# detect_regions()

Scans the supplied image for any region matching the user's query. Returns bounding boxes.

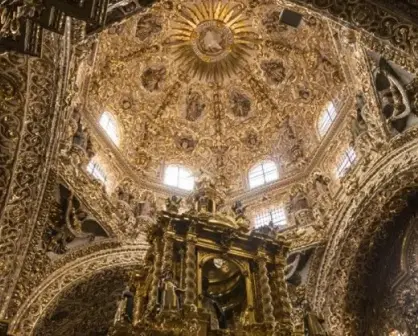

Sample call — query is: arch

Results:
[163,164,194,190]
[312,137,418,335]
[352,201,418,335]
[99,111,120,145]
[9,244,148,335]
[33,267,131,335]
[248,160,278,189]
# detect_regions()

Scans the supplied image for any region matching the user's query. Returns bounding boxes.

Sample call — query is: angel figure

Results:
[165,195,182,213]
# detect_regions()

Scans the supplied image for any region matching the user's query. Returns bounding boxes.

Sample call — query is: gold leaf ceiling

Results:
[166,0,260,81]
[88,0,347,192]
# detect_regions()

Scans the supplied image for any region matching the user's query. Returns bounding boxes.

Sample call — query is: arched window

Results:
[254,207,287,229]
[163,164,194,191]
[248,160,278,189]
[99,112,119,145]
[87,160,107,184]
[317,101,337,137]
[336,147,356,178]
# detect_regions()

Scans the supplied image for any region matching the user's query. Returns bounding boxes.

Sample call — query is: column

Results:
[273,242,293,335]
[183,228,197,306]
[161,230,175,276]
[256,249,275,325]
[146,238,162,312]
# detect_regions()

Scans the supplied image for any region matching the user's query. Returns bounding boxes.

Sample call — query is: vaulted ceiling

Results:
[87,0,348,192]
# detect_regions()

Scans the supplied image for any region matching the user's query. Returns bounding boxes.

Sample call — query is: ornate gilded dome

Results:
[88,0,347,193]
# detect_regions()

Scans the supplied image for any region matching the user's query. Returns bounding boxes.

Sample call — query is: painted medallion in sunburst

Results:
[166,0,260,81]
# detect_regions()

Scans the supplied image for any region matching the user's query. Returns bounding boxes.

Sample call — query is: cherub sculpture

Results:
[231,200,250,232]
[165,195,182,213]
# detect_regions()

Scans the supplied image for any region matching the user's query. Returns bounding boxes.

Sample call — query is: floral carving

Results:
[261,60,286,85]
[0,31,63,316]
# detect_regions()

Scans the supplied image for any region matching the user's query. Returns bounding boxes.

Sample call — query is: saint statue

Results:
[202,277,226,330]
[114,285,135,324]
[159,271,183,312]
[72,118,86,149]
[351,93,368,140]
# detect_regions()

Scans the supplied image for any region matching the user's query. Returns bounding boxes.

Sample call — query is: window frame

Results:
[248,160,279,189]
[87,160,107,184]
[254,207,288,229]
[317,101,337,138]
[163,164,194,191]
[336,146,356,178]
[99,111,119,145]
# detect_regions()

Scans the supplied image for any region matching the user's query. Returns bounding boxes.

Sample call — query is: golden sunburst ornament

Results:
[166,0,260,81]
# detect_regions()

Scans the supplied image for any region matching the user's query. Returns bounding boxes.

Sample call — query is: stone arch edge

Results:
[9,244,148,335]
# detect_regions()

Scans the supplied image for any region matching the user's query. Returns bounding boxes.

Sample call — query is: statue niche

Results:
[42,183,108,256]
[61,109,95,166]
[287,185,314,227]
[201,258,246,331]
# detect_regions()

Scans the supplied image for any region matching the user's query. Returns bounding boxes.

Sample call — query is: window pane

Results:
[347,147,356,162]
[178,176,194,190]
[99,112,119,145]
[248,165,264,179]
[178,167,191,178]
[87,160,107,184]
[164,165,194,190]
[270,208,287,227]
[164,165,179,187]
[249,160,278,189]
[336,147,356,178]
[318,101,337,137]
[254,207,287,229]
[249,175,265,189]
[254,211,272,228]
[264,168,278,183]
[327,102,337,121]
